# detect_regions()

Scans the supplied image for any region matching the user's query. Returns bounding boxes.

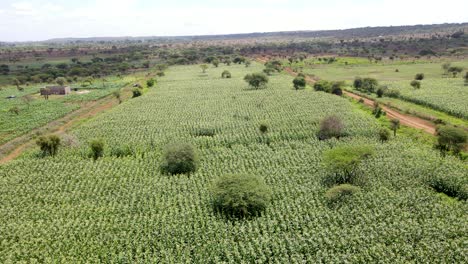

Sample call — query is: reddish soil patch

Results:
[343,91,436,135]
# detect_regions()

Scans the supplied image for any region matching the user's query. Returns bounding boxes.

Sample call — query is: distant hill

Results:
[40,23,467,44]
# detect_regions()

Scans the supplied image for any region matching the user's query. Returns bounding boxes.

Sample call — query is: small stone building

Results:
[40,86,71,96]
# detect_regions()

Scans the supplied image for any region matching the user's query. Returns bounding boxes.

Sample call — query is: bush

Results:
[146,78,156,87]
[221,70,231,78]
[109,145,133,157]
[385,89,400,98]
[293,76,306,90]
[161,143,198,174]
[244,73,268,89]
[376,87,385,98]
[89,139,104,160]
[322,145,374,186]
[428,175,467,200]
[410,80,421,89]
[415,73,424,80]
[211,174,272,218]
[132,88,142,98]
[325,184,361,205]
[259,123,268,134]
[317,115,345,140]
[314,80,331,92]
[36,135,61,156]
[378,128,391,142]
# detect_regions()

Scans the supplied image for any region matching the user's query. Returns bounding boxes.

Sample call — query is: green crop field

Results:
[0,63,466,262]
[0,77,130,145]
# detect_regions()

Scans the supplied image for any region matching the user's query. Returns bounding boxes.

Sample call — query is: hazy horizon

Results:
[1,0,467,42]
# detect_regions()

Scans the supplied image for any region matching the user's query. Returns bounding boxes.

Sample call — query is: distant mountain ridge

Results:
[36,22,468,43]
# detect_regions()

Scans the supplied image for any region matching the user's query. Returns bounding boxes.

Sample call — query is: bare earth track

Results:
[280,65,437,135]
[0,93,126,165]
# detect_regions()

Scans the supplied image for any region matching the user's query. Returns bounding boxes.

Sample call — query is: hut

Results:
[40,86,71,96]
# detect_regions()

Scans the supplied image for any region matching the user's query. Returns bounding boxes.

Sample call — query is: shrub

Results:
[376,87,385,98]
[89,139,105,160]
[161,143,198,174]
[293,76,306,90]
[378,128,391,142]
[322,145,374,186]
[353,77,363,89]
[428,175,467,200]
[221,70,231,79]
[146,78,156,87]
[314,80,331,92]
[325,184,361,205]
[110,145,133,157]
[36,135,61,156]
[410,80,421,89]
[385,89,400,98]
[132,88,142,98]
[259,123,268,134]
[211,174,272,218]
[317,115,345,140]
[244,73,268,89]
[415,73,424,80]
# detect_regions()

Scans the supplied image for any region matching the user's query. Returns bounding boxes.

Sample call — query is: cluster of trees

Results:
[313,80,344,96]
[442,63,464,78]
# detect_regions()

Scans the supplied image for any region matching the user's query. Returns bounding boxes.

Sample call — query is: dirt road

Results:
[280,66,437,135]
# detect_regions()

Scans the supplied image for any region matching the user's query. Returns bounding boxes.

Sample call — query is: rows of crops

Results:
[383,78,468,119]
[0,78,129,145]
[0,63,466,262]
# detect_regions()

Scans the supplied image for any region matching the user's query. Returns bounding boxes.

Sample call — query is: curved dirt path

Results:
[280,66,437,135]
[343,91,436,134]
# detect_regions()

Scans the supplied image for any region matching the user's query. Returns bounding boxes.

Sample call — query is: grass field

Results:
[0,63,466,262]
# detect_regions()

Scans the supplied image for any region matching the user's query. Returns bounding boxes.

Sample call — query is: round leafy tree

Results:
[211,174,272,218]
[244,73,268,89]
[161,143,199,174]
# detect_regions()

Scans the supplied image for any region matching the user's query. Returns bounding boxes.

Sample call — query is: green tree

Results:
[378,128,391,142]
[435,126,467,155]
[293,76,306,90]
[313,80,331,92]
[464,72,468,86]
[212,59,220,68]
[200,64,208,73]
[245,60,251,67]
[161,143,199,175]
[244,73,269,89]
[36,135,61,156]
[323,145,374,186]
[211,174,272,218]
[13,78,22,91]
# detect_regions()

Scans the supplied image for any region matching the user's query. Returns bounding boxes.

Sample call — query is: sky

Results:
[0,0,467,42]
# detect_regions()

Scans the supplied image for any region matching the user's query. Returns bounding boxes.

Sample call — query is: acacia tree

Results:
[200,64,208,73]
[435,126,467,156]
[244,73,269,89]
